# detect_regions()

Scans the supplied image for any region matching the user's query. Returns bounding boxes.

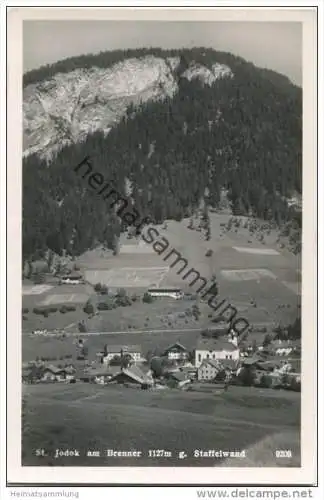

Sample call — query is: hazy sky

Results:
[23,21,302,85]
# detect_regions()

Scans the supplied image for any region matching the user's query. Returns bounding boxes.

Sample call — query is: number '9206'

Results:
[275,450,292,458]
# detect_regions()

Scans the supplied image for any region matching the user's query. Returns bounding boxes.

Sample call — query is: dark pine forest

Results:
[23,48,302,263]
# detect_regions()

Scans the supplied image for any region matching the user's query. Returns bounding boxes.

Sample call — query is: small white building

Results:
[161,342,188,361]
[100,345,143,364]
[147,288,184,299]
[272,340,301,357]
[195,338,240,368]
[275,346,293,356]
[59,274,84,285]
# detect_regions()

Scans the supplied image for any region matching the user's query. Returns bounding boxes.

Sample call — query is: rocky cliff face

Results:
[23,55,233,160]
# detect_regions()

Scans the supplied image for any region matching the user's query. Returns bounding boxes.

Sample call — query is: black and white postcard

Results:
[5,5,319,487]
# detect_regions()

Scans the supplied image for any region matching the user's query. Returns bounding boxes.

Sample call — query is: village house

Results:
[63,365,76,380]
[59,273,84,285]
[265,369,300,389]
[241,356,270,369]
[195,338,240,368]
[179,363,197,380]
[197,358,238,381]
[32,329,48,335]
[287,372,301,384]
[198,359,220,381]
[166,371,191,388]
[110,364,154,388]
[77,362,120,384]
[274,344,293,356]
[41,365,75,382]
[272,359,301,381]
[161,342,189,361]
[99,345,143,364]
[272,339,301,357]
[89,366,112,385]
[41,365,61,382]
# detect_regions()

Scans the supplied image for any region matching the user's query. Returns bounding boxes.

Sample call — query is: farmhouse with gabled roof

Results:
[161,341,189,360]
[195,337,240,368]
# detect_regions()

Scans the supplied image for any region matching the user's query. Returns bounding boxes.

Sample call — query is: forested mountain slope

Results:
[23,48,302,262]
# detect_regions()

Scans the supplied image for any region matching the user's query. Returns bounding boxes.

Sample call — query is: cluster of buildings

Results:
[22,357,154,388]
[22,331,301,391]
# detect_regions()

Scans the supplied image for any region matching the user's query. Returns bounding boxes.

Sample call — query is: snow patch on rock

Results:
[182,61,233,85]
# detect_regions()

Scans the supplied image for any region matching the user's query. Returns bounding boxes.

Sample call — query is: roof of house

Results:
[256,361,279,371]
[162,365,181,374]
[199,359,222,370]
[219,358,239,370]
[44,364,65,374]
[115,365,150,384]
[130,364,150,379]
[199,358,237,370]
[242,357,263,366]
[162,342,188,355]
[196,338,239,352]
[179,363,196,372]
[64,365,76,374]
[258,349,271,357]
[169,371,191,382]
